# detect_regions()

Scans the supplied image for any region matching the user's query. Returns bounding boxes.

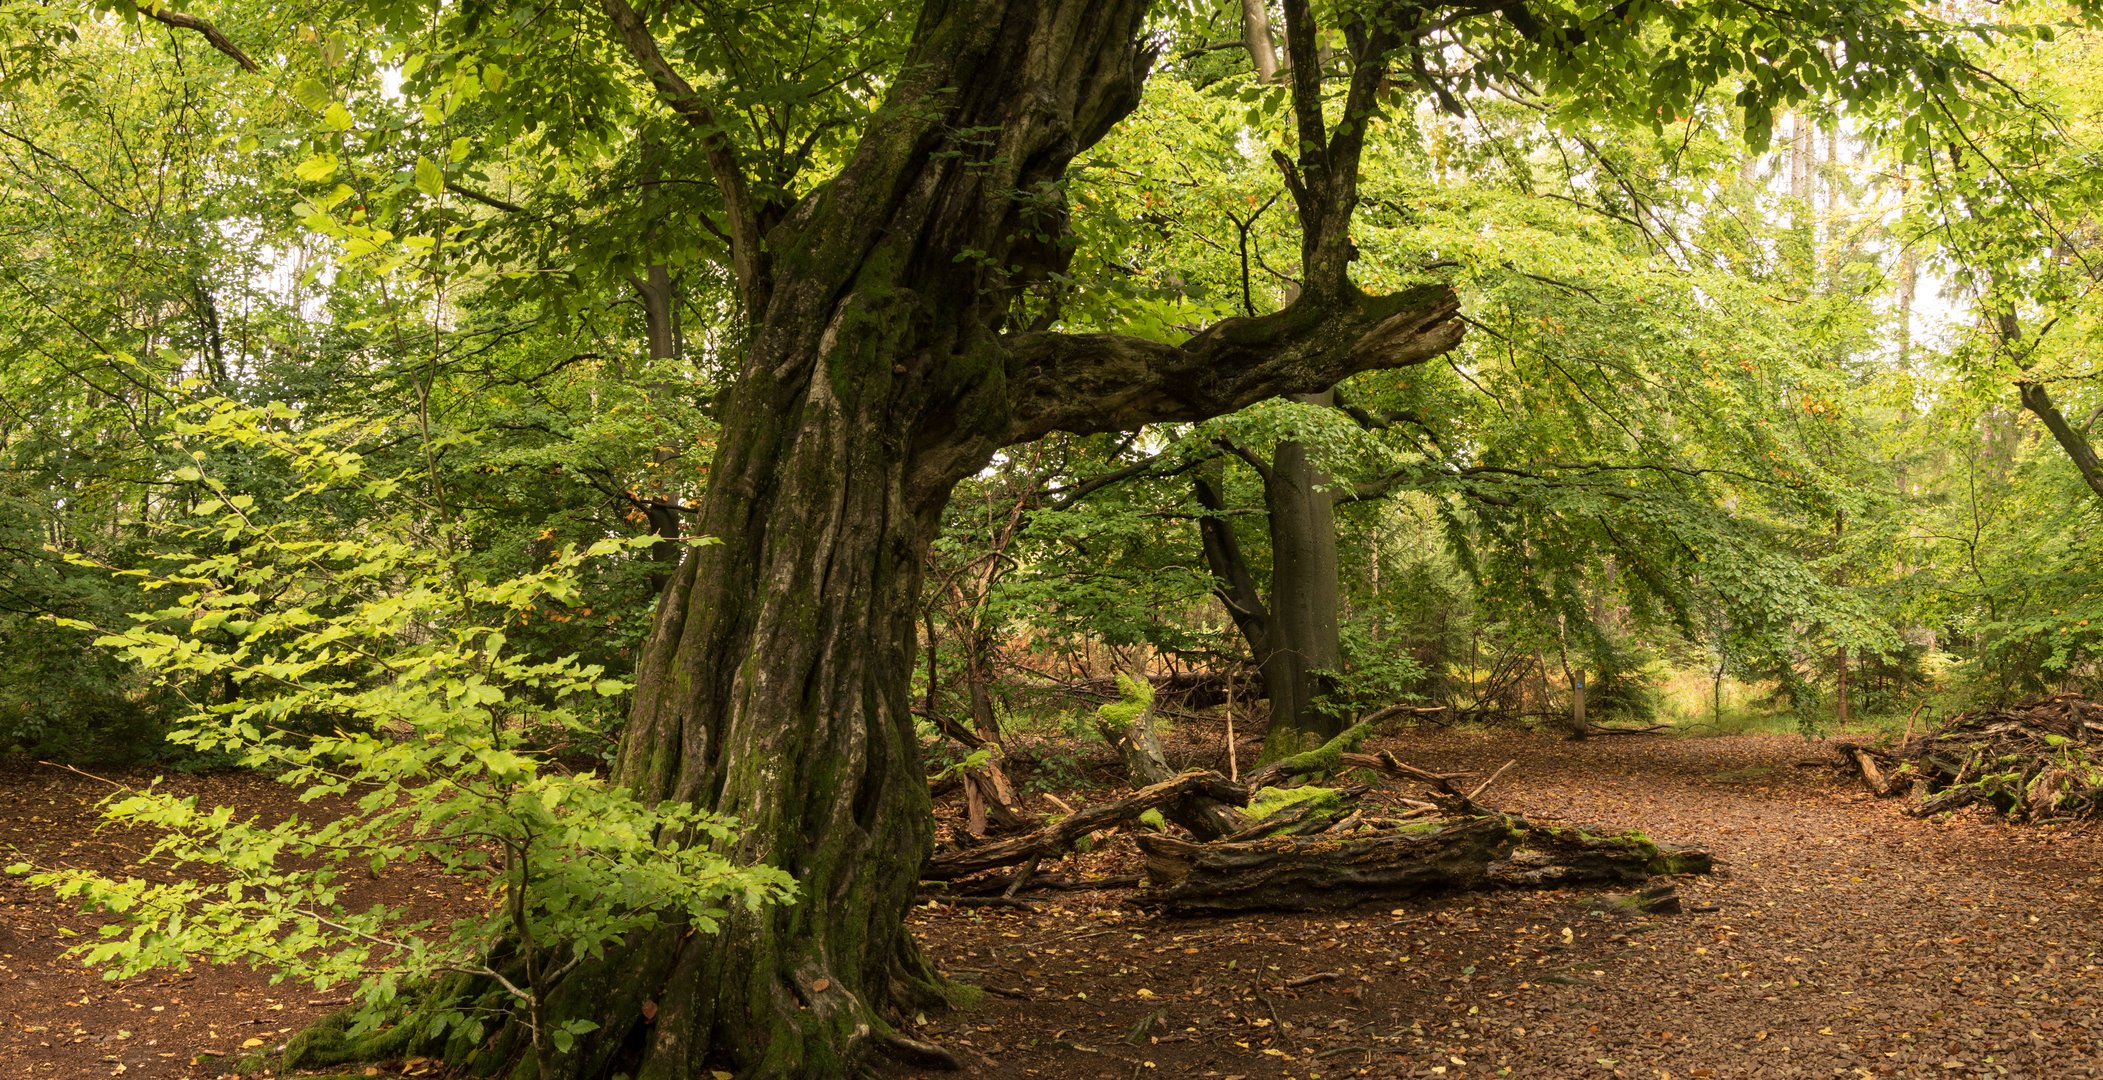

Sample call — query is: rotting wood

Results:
[924,770,1249,880]
[1094,692,1242,840]
[1134,813,1709,915]
[1837,693,2103,823]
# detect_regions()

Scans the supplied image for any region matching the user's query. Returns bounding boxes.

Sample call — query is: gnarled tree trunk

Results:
[316,3,1461,1076]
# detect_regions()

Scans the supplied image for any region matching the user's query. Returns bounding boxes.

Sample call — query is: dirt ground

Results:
[0,761,477,1080]
[894,730,2103,1080]
[7,732,2103,1079]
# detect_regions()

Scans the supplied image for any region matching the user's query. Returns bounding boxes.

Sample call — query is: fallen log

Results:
[1244,721,1379,789]
[1134,813,1709,915]
[1833,742,1898,796]
[1486,822,1711,888]
[1136,816,1517,915]
[938,872,1142,896]
[924,770,1249,880]
[1224,784,1373,842]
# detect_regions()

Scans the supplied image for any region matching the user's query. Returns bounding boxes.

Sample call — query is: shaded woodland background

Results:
[4,3,2099,766]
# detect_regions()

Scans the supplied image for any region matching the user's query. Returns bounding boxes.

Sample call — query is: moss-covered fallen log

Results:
[1134,813,1709,915]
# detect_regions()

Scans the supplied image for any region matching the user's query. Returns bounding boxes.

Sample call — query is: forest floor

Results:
[895,729,2103,1080]
[6,731,2103,1079]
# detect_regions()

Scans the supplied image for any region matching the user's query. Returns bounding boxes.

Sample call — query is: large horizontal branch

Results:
[999,283,1462,447]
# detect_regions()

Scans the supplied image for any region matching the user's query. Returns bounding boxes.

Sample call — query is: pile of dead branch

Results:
[1837,693,2103,823]
[922,681,1710,915]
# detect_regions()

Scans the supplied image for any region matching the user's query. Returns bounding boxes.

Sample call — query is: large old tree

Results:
[134,0,2007,1073]
[588,5,1461,1074]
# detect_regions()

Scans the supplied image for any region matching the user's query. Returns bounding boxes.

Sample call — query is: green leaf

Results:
[291,77,331,111]
[294,154,340,183]
[414,156,444,197]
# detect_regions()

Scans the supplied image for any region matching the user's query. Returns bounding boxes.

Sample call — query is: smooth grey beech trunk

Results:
[1194,392,1352,758]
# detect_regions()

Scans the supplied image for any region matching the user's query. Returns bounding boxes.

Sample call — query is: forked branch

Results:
[596,0,766,312]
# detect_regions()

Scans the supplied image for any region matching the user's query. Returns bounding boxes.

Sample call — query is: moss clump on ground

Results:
[278,1005,419,1069]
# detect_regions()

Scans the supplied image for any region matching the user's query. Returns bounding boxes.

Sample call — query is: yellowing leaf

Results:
[294,155,339,183]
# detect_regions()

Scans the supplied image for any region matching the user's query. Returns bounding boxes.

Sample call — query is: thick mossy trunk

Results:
[392,3,1153,1078]
[287,2,1469,1074]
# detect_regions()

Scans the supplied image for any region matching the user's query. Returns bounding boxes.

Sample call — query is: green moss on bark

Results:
[1256,720,1373,775]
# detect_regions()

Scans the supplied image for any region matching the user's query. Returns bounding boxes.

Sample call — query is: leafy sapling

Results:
[9,398,794,1074]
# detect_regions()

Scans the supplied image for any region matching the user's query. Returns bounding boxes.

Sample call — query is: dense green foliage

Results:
[8,402,793,1069]
[3,0,2103,1070]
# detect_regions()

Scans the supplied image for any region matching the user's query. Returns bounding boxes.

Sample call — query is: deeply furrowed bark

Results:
[297,3,1462,1077]
[589,7,1162,1074]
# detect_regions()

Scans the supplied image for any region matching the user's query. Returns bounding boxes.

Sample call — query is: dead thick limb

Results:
[147,8,259,72]
[1094,699,1244,840]
[1243,720,1378,788]
[1835,742,1898,796]
[923,770,1249,880]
